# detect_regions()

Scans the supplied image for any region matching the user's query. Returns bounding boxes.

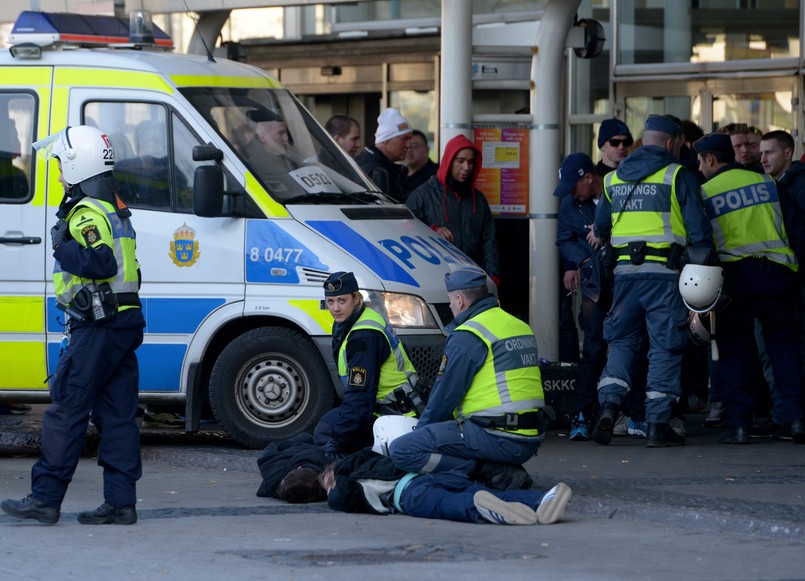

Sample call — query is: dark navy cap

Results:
[644,114,681,136]
[598,118,632,148]
[324,271,359,296]
[693,133,734,155]
[246,108,283,123]
[553,152,595,198]
[445,266,487,292]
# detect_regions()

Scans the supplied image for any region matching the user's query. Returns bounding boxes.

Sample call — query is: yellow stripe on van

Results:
[289,299,333,334]
[0,67,51,86]
[0,343,48,390]
[0,297,44,332]
[54,69,174,94]
[245,173,289,218]
[170,75,282,89]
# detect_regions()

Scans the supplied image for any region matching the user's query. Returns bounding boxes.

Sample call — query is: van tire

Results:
[208,326,334,449]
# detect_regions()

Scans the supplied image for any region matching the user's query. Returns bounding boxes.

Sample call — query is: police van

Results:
[0,11,479,448]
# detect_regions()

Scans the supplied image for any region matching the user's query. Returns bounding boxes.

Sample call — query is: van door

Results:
[0,71,50,391]
[69,90,247,395]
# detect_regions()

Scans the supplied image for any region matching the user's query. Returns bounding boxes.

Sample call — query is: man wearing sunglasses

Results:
[597,118,634,177]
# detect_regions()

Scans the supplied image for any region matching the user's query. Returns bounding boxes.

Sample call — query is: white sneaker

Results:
[536,482,573,525]
[612,414,630,436]
[473,490,537,525]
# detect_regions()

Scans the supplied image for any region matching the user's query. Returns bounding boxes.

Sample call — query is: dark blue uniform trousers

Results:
[598,276,688,423]
[388,419,539,477]
[32,323,143,509]
[719,259,804,428]
[399,472,546,523]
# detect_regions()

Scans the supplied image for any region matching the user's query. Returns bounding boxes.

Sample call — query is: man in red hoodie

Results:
[405,134,500,283]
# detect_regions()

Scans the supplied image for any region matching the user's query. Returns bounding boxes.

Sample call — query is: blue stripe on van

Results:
[306,220,419,287]
[46,297,226,334]
[47,342,185,393]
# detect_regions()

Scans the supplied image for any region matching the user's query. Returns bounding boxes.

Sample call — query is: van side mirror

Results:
[193,144,223,162]
[193,165,224,217]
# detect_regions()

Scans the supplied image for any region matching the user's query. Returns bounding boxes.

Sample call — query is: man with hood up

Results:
[592,115,715,448]
[406,134,500,285]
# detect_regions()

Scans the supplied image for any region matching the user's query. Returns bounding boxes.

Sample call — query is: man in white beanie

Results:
[356,107,412,203]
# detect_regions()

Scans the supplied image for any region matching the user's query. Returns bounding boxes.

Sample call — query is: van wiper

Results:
[283,191,386,205]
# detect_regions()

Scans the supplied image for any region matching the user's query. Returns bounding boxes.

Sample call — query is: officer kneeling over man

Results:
[1,125,144,525]
[388,266,549,490]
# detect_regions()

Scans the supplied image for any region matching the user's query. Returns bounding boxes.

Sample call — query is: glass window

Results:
[180,86,387,205]
[334,0,546,25]
[618,0,799,65]
[0,93,35,203]
[713,91,792,133]
[624,95,701,139]
[84,101,217,213]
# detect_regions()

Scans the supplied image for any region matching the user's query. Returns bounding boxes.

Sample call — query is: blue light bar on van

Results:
[9,11,173,49]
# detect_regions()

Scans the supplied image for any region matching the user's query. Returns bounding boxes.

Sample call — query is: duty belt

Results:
[116,292,141,307]
[615,245,672,259]
[469,412,541,430]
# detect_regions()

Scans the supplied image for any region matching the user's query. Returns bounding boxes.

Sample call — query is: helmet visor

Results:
[32,128,69,160]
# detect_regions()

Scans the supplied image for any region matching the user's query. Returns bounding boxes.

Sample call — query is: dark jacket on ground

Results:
[327,449,407,514]
[256,433,330,497]
[405,135,500,277]
[356,146,407,203]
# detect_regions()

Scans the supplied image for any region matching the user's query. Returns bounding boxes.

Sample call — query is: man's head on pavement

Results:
[598,118,633,168]
[554,152,598,202]
[445,266,489,317]
[374,108,412,162]
[247,108,289,156]
[759,130,795,179]
[643,114,682,158]
[694,133,734,180]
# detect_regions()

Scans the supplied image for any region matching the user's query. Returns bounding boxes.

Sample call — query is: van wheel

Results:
[209,327,334,449]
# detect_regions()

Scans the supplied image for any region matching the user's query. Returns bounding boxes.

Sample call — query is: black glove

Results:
[50,220,70,249]
[321,439,349,460]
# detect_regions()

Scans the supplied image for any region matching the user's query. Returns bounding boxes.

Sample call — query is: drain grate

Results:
[224,543,542,567]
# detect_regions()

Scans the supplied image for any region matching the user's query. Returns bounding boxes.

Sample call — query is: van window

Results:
[181,86,391,205]
[0,93,35,203]
[84,101,244,213]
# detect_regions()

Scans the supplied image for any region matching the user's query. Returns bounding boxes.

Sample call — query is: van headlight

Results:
[363,290,439,329]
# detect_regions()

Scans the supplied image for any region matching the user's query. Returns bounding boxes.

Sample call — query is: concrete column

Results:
[188,10,230,57]
[529,0,581,360]
[440,0,473,155]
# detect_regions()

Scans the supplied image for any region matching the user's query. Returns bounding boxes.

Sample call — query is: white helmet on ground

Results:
[678,264,724,313]
[371,416,418,456]
[33,125,115,186]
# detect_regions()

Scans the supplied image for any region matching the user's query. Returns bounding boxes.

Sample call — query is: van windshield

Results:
[180,87,391,205]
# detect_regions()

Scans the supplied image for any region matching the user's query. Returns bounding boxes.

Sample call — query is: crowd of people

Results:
[556,115,805,448]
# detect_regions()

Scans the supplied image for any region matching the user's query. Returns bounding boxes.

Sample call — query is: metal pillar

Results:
[529,0,581,361]
[440,0,473,155]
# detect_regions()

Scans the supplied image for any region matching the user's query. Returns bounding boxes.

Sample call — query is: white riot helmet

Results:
[678,264,724,313]
[688,311,712,346]
[371,416,418,456]
[33,125,115,186]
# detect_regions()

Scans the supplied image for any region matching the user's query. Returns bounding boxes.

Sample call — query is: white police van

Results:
[0,11,479,448]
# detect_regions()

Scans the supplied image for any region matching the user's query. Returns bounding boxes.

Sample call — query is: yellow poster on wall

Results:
[473,126,530,216]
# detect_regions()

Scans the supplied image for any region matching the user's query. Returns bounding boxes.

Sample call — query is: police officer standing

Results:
[592,115,715,448]
[695,132,804,444]
[313,271,421,457]
[1,125,144,524]
[389,266,545,489]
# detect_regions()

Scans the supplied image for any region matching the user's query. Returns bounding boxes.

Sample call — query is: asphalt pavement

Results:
[2,404,803,541]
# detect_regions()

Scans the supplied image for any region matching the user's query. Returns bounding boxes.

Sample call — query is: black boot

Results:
[646,422,685,447]
[78,503,137,525]
[593,403,619,445]
[471,462,532,491]
[1,495,60,524]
